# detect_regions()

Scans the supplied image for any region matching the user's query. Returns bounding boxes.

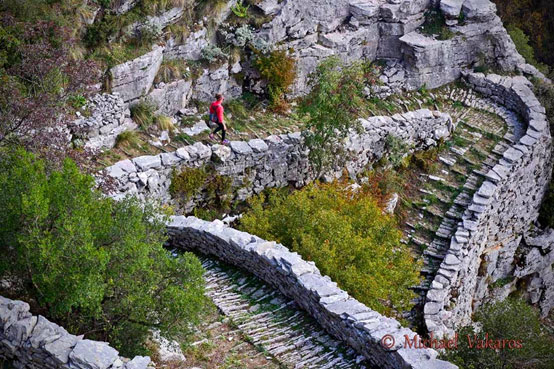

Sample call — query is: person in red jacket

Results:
[209,93,229,144]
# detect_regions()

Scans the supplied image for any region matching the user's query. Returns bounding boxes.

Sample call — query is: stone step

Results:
[200,257,367,369]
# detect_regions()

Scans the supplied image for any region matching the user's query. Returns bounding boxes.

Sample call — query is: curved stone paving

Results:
[198,256,371,369]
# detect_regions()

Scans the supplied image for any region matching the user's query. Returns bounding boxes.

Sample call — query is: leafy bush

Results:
[0,149,206,356]
[239,182,420,316]
[130,101,157,130]
[0,16,99,166]
[507,25,550,74]
[201,44,227,63]
[254,49,296,111]
[385,134,411,168]
[493,0,554,68]
[299,57,372,174]
[170,165,233,217]
[231,0,249,18]
[441,298,554,369]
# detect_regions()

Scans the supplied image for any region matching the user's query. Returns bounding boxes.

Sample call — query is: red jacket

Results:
[209,101,224,124]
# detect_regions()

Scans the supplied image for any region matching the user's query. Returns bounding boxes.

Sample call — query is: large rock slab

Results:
[110,45,164,103]
[69,340,119,369]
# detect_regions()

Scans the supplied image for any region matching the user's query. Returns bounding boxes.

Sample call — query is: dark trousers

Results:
[213,122,226,141]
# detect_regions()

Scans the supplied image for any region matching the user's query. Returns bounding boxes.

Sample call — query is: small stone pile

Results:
[0,296,152,369]
[72,93,136,150]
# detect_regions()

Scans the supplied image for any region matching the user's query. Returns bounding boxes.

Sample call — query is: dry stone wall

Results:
[424,72,553,337]
[0,296,152,369]
[71,93,136,150]
[167,216,458,369]
[105,109,454,206]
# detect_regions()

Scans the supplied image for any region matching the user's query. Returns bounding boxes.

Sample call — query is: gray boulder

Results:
[110,45,164,103]
[69,340,119,369]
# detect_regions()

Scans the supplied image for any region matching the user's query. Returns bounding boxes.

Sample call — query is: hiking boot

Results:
[222,139,230,145]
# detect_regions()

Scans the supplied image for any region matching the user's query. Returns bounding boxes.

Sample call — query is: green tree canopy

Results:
[299,57,378,175]
[239,181,420,317]
[0,148,206,356]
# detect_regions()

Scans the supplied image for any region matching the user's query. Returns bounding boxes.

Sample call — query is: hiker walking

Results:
[209,93,229,144]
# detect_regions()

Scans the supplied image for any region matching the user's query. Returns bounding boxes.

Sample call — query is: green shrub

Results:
[507,25,550,75]
[239,181,421,316]
[300,57,370,174]
[441,298,554,369]
[170,166,233,218]
[385,134,411,168]
[231,0,249,18]
[68,94,87,109]
[130,101,157,130]
[253,49,296,112]
[0,148,206,357]
[170,167,209,201]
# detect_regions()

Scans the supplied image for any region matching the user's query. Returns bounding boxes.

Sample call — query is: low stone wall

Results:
[105,109,454,206]
[424,72,553,337]
[167,216,457,369]
[0,296,151,369]
[71,93,136,150]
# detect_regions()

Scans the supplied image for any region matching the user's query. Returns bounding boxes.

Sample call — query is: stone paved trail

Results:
[381,86,524,327]
[199,256,371,369]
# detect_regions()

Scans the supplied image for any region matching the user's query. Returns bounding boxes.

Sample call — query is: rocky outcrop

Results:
[105,109,453,209]
[424,72,553,337]
[514,229,554,316]
[146,79,193,116]
[71,93,136,150]
[400,0,525,89]
[0,296,152,369]
[252,0,532,96]
[110,45,164,104]
[164,28,209,61]
[111,0,139,15]
[192,62,243,102]
[167,216,457,369]
[127,7,184,36]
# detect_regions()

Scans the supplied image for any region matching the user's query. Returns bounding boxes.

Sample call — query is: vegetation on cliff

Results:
[0,149,207,356]
[300,57,380,175]
[493,0,554,73]
[441,298,554,369]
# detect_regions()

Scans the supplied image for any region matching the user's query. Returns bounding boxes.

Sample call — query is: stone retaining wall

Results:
[105,109,454,207]
[167,216,458,369]
[424,72,553,337]
[71,93,136,150]
[0,296,151,369]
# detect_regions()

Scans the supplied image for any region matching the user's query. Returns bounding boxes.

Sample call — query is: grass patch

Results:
[131,101,157,130]
[115,130,141,149]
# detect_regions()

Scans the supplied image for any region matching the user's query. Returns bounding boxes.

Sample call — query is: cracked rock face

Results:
[110,45,164,103]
